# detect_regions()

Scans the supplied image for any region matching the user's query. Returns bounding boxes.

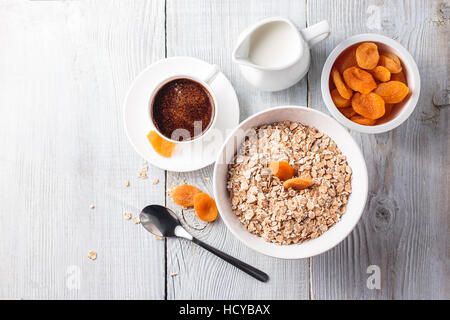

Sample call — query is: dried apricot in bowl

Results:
[171,184,201,207]
[194,193,218,222]
[147,130,176,158]
[378,103,394,121]
[384,103,394,116]
[283,177,313,191]
[374,81,409,103]
[343,67,377,94]
[356,42,379,70]
[336,46,358,74]
[378,53,402,74]
[391,70,407,84]
[370,66,391,82]
[350,115,376,126]
[269,161,294,181]
[351,92,385,120]
[340,107,356,118]
[331,89,351,108]
[331,67,353,99]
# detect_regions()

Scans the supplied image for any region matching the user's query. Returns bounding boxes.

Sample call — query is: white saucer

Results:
[123,57,240,172]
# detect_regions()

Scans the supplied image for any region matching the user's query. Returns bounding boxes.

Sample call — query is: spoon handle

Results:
[191,237,269,282]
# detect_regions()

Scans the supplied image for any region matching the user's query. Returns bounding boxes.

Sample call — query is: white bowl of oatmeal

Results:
[213,106,368,259]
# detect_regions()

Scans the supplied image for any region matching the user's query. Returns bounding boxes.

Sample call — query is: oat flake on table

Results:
[227,121,352,245]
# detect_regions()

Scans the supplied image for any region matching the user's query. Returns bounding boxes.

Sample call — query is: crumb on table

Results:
[88,250,97,260]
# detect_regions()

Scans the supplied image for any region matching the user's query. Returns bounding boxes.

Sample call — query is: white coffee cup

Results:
[148,64,220,143]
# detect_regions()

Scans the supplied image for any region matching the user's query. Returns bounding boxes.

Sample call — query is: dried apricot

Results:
[350,115,376,126]
[269,161,294,181]
[391,70,407,84]
[171,184,201,207]
[370,66,391,82]
[336,46,358,74]
[351,92,385,120]
[374,81,409,103]
[147,130,176,158]
[340,107,356,119]
[378,104,394,121]
[356,42,379,70]
[283,177,313,190]
[378,53,402,74]
[331,89,351,108]
[384,103,394,116]
[331,67,353,100]
[194,193,218,222]
[343,67,377,94]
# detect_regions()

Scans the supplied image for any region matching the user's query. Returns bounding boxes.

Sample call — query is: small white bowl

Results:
[321,34,420,134]
[213,106,368,259]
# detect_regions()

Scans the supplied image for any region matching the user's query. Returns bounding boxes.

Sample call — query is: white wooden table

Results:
[0,0,448,300]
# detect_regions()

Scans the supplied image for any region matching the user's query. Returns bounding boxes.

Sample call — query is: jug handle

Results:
[301,20,330,48]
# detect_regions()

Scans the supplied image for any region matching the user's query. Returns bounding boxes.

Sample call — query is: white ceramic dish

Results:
[123,57,240,172]
[321,33,420,134]
[213,106,368,259]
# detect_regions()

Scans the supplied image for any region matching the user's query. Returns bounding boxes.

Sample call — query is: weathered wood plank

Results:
[0,0,166,299]
[165,0,310,299]
[307,0,449,299]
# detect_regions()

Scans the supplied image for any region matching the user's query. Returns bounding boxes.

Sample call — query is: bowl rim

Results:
[213,105,368,259]
[321,33,421,134]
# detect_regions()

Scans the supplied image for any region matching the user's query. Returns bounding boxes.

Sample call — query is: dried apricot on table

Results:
[194,193,218,222]
[370,66,391,82]
[350,115,376,126]
[331,89,351,108]
[269,161,294,181]
[147,130,176,158]
[331,67,353,100]
[171,184,201,207]
[356,42,379,70]
[283,177,313,191]
[374,81,409,103]
[343,66,377,94]
[351,92,385,120]
[378,53,402,74]
[340,107,356,118]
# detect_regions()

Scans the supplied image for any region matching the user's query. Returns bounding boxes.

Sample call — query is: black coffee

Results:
[151,78,214,141]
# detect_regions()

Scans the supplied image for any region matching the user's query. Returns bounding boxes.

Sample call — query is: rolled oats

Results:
[88,250,97,260]
[132,216,141,224]
[227,122,352,245]
[123,212,132,220]
[137,164,148,179]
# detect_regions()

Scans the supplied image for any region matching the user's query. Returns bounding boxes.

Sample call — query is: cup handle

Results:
[203,64,220,85]
[300,20,330,48]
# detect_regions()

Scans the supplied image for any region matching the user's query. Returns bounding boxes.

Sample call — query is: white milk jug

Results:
[232,17,330,92]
